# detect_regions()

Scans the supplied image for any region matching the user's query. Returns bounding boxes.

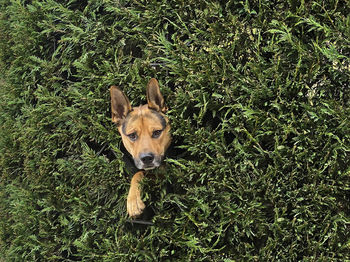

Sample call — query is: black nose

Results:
[140,153,155,165]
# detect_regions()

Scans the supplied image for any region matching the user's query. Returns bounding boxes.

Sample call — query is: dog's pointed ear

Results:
[146,78,167,113]
[110,86,132,125]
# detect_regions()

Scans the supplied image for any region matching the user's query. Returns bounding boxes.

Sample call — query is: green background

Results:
[0,0,349,261]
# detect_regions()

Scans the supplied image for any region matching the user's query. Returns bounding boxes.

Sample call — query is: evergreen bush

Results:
[1,0,349,261]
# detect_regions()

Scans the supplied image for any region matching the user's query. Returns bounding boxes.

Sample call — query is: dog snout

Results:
[140,153,155,165]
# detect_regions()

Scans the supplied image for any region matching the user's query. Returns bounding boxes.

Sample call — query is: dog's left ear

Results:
[147,78,167,113]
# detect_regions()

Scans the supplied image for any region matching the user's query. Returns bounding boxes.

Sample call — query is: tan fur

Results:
[127,171,145,217]
[110,79,171,217]
[118,105,171,163]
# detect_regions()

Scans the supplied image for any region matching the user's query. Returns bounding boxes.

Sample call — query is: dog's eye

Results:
[127,132,137,141]
[152,130,162,138]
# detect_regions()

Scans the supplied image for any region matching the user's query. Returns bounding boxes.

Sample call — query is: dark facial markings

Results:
[121,109,167,141]
[152,129,163,138]
[148,109,167,130]
[121,113,132,136]
[127,132,138,141]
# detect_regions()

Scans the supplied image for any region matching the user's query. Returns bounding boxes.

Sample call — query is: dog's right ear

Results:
[110,86,132,125]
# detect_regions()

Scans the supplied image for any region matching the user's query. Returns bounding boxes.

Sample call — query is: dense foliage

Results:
[1,0,349,261]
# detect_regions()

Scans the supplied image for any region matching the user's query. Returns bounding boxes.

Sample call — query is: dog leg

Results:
[127,171,146,217]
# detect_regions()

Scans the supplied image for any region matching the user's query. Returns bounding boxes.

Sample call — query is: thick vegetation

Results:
[0,0,349,261]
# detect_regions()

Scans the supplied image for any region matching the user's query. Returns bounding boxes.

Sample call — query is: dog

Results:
[110,78,171,217]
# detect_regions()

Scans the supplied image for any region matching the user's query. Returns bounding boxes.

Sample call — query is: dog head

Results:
[110,78,171,170]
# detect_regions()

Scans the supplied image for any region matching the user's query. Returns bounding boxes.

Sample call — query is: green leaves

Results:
[1,0,349,261]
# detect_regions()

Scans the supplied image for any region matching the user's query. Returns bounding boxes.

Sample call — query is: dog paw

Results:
[127,188,146,217]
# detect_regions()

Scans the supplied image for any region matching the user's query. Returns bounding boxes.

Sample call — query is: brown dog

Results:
[110,78,171,217]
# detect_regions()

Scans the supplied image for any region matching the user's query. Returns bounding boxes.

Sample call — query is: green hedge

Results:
[1,0,349,261]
